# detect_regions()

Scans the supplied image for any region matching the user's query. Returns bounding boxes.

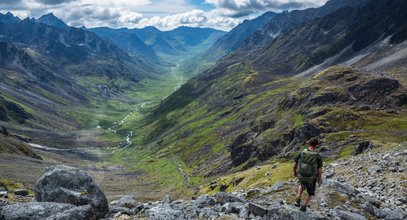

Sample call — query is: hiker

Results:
[293,137,323,212]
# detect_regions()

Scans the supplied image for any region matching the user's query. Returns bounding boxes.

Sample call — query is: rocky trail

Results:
[1,144,406,219]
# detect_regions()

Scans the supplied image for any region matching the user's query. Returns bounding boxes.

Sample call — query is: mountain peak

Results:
[0,12,21,24]
[38,13,68,29]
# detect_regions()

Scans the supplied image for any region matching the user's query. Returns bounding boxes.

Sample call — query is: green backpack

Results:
[298,149,319,179]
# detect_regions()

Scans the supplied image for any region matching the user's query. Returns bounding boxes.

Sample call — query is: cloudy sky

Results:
[0,0,328,31]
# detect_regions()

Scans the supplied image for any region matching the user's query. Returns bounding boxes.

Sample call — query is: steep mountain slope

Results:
[0,15,159,147]
[206,12,277,60]
[184,0,370,78]
[239,0,370,51]
[114,0,407,194]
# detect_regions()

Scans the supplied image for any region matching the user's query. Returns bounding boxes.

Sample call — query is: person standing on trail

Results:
[293,137,323,212]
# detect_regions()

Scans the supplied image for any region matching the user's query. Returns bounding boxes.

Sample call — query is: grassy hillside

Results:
[109,65,407,199]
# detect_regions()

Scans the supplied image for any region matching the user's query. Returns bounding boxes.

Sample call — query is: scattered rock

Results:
[248,202,267,217]
[13,189,29,196]
[109,206,139,216]
[148,204,195,220]
[377,208,406,220]
[222,202,244,214]
[215,192,245,205]
[334,209,367,220]
[270,181,285,191]
[114,195,138,209]
[34,165,108,219]
[113,212,132,220]
[0,191,7,198]
[193,195,216,208]
[197,207,219,218]
[230,176,244,186]
[324,180,359,195]
[163,195,172,204]
[0,199,9,207]
[219,184,228,192]
[354,141,375,155]
[325,171,335,179]
[267,206,309,220]
[209,182,217,190]
[389,167,397,172]
[0,202,95,220]
[368,165,382,174]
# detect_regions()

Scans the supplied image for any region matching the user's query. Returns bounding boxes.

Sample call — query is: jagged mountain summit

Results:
[37,13,69,29]
[0,12,20,24]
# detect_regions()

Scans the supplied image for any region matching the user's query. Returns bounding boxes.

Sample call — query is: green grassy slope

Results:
[110,65,407,199]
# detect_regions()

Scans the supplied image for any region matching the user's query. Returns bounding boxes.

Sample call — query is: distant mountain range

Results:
[88,26,225,61]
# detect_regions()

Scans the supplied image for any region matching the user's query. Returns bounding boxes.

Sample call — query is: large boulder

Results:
[34,165,108,218]
[0,202,95,220]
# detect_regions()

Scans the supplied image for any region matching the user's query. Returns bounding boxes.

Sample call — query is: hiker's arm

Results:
[293,163,298,177]
[317,168,322,186]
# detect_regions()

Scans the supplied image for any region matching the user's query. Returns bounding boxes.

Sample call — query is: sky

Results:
[0,0,328,31]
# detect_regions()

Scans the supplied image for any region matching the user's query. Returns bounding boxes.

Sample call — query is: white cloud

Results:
[0,0,328,31]
[205,0,327,16]
[135,9,242,31]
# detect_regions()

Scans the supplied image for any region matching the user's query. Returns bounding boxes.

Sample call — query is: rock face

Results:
[34,165,108,218]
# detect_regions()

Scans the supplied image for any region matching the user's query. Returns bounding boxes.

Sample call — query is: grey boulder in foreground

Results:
[0,165,108,220]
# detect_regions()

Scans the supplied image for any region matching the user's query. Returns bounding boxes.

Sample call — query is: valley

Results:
[1,0,407,219]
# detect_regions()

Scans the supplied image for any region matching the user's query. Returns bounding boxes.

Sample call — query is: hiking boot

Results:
[300,205,307,212]
[294,198,301,207]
